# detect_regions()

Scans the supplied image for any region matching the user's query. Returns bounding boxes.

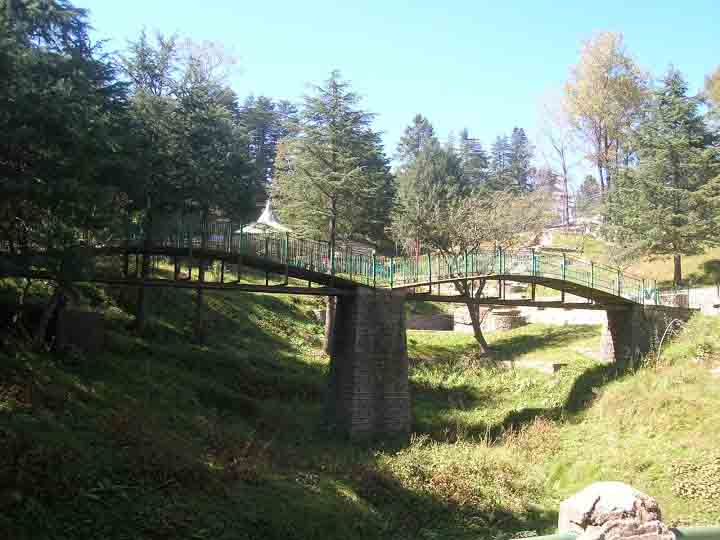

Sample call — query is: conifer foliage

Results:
[605,70,720,285]
[271,71,393,250]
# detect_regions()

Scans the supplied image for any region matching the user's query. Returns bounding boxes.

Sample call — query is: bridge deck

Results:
[1,225,663,308]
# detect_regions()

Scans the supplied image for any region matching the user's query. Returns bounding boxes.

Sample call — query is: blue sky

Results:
[77,0,718,185]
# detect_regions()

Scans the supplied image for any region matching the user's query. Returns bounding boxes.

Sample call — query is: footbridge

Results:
[1,224,695,435]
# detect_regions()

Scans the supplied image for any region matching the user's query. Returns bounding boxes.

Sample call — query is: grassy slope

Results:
[543,315,720,526]
[550,232,720,286]
[1,276,719,539]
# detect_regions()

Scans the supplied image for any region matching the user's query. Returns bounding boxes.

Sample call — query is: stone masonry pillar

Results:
[325,288,410,436]
[601,307,642,364]
[601,305,694,364]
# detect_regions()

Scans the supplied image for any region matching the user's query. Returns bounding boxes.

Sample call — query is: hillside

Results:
[549,232,720,287]
[1,279,719,539]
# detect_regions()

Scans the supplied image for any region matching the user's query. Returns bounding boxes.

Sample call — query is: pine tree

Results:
[488,135,511,191]
[605,69,720,285]
[396,113,437,166]
[576,175,601,216]
[0,0,129,341]
[507,127,535,192]
[457,129,490,188]
[271,70,391,249]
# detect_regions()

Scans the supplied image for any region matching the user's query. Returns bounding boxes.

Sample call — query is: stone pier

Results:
[601,305,695,363]
[325,288,410,436]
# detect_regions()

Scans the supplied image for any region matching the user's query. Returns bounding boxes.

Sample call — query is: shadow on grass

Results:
[414,355,638,444]
[409,323,640,445]
[488,325,600,361]
[1,280,559,539]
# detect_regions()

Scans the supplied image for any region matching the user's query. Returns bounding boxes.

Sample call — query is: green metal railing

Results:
[122,223,661,304]
[531,528,720,540]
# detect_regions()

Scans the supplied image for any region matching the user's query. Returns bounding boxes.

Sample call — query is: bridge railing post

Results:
[372,252,376,288]
[284,232,290,285]
[428,253,432,293]
[617,269,622,297]
[390,256,394,288]
[532,248,537,277]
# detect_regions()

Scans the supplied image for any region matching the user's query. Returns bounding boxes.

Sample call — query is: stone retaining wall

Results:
[406,312,454,331]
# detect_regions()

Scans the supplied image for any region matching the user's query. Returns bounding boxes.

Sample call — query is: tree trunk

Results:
[453,279,491,355]
[673,254,682,287]
[323,296,336,356]
[561,156,570,227]
[134,203,153,334]
[33,288,61,347]
[466,301,491,354]
[323,207,337,355]
[193,210,209,343]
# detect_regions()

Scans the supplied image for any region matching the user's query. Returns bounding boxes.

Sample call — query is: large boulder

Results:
[559,482,674,540]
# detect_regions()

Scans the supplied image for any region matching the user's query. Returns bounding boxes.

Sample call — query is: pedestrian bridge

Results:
[1,225,695,436]
[116,222,664,309]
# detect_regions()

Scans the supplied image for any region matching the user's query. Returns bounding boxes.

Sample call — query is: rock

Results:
[711,367,720,378]
[559,482,674,540]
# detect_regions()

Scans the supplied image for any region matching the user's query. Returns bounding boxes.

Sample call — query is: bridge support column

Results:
[601,306,648,364]
[601,305,694,364]
[326,288,410,436]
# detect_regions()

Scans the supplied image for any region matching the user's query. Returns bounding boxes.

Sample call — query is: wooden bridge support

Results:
[325,288,410,436]
[601,305,694,364]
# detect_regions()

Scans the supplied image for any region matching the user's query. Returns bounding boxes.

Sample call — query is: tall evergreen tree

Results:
[605,69,720,285]
[272,71,391,249]
[576,174,601,216]
[457,129,490,188]
[488,135,512,191]
[396,113,436,166]
[507,127,535,192]
[240,96,298,188]
[0,0,129,341]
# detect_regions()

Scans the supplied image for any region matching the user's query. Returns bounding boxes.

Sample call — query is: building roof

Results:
[235,199,292,234]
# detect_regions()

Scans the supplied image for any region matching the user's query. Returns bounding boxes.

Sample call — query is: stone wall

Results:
[326,289,410,435]
[406,312,454,331]
[521,306,607,326]
[453,306,526,333]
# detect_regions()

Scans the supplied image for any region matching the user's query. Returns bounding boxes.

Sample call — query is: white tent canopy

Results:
[236,199,292,234]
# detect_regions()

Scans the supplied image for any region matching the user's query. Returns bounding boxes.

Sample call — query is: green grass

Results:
[408,325,601,439]
[2,274,719,539]
[627,247,720,286]
[549,233,611,263]
[549,232,720,287]
[543,315,720,526]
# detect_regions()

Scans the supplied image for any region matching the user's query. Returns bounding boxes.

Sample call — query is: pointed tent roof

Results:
[236,199,292,234]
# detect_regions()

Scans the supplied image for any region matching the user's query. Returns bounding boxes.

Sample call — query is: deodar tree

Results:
[604,69,720,286]
[0,0,129,344]
[272,70,392,351]
[272,71,391,247]
[120,33,255,336]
